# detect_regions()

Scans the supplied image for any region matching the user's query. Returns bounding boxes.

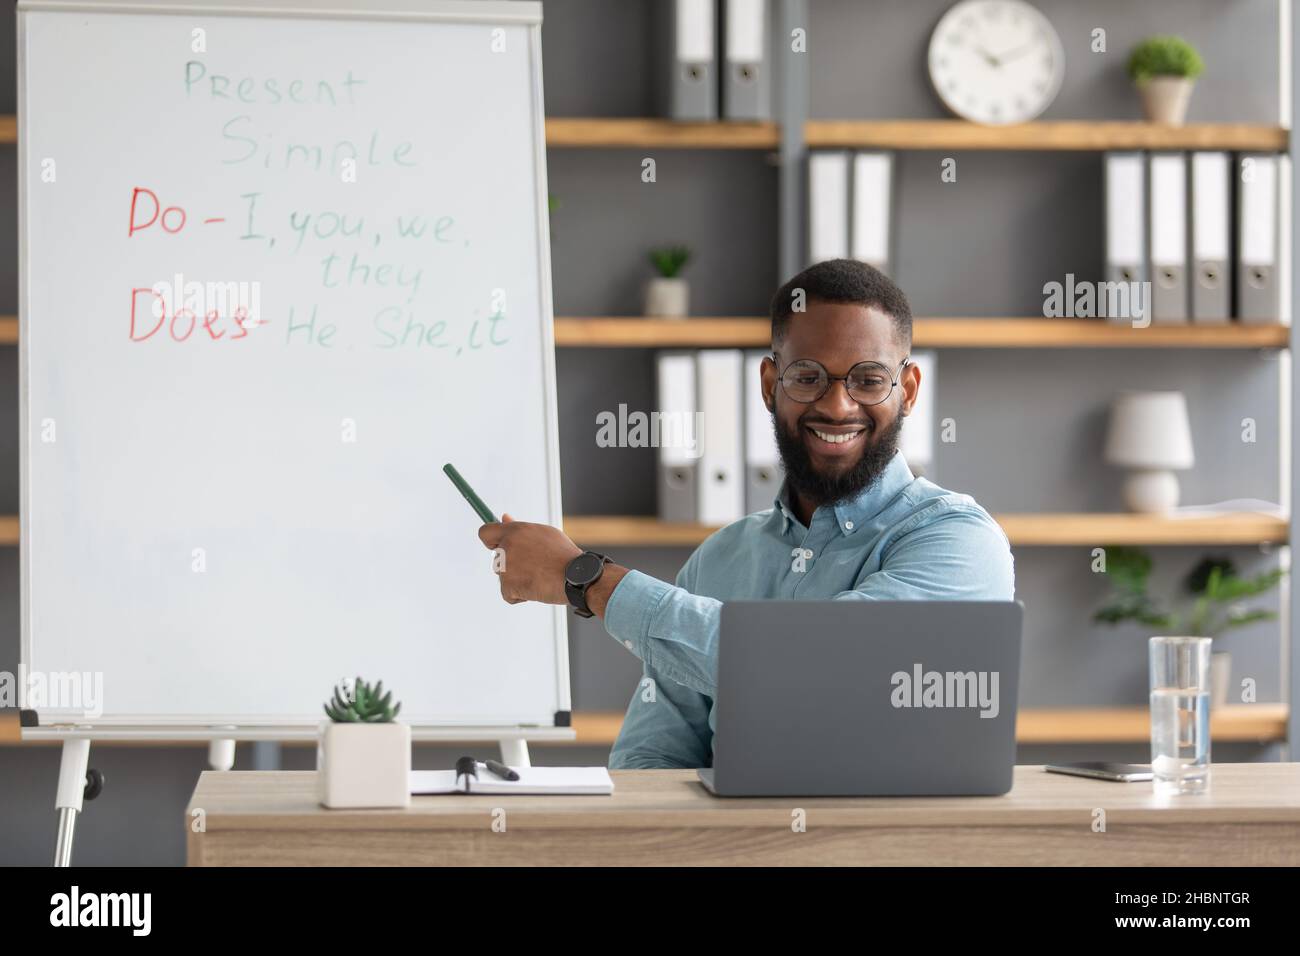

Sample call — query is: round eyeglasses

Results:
[776,357,910,407]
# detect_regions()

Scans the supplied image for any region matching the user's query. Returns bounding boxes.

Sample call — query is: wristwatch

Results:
[564,550,612,618]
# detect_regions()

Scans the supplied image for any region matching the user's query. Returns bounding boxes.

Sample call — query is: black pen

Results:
[483,758,520,781]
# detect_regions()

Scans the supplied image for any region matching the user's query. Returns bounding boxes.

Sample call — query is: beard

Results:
[773,407,904,507]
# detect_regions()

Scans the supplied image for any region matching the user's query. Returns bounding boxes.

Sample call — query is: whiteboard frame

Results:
[17,0,573,733]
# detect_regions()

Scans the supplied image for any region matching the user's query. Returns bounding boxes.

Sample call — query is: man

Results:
[479,259,1015,769]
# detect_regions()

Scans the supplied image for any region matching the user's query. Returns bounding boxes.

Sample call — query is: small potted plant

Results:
[318,677,410,809]
[1093,548,1283,707]
[644,245,691,318]
[1127,35,1205,126]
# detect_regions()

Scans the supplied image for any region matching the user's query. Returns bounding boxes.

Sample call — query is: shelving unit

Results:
[2,703,1286,747]
[554,317,1290,349]
[545,0,1299,752]
[563,513,1288,548]
[543,117,1288,151]
[1,2,1295,756]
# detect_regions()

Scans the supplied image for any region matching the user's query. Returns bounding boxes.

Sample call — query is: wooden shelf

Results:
[554,317,1289,349]
[0,514,1269,551]
[4,117,1278,152]
[804,119,1289,152]
[566,704,1287,745]
[3,318,1283,350]
[565,512,1289,548]
[555,317,769,347]
[546,118,779,149]
[0,512,1268,548]
[6,704,1282,747]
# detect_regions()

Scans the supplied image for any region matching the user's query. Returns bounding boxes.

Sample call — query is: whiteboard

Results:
[18,0,569,728]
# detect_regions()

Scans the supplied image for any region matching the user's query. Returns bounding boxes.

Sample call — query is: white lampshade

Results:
[1104,391,1195,470]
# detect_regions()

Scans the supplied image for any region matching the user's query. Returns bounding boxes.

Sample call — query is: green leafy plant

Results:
[1093,547,1283,639]
[324,677,402,723]
[1127,36,1205,83]
[649,245,691,279]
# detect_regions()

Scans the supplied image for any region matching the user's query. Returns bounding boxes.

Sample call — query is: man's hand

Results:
[478,514,584,606]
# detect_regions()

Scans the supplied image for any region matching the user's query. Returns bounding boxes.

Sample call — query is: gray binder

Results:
[743,350,781,513]
[722,0,769,121]
[655,0,717,121]
[1237,153,1280,323]
[1103,152,1147,324]
[1148,152,1189,323]
[656,351,699,522]
[1190,152,1231,323]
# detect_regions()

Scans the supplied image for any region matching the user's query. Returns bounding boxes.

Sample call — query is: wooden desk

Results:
[187,764,1300,866]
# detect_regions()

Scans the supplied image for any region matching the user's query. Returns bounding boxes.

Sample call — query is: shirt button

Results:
[623,640,634,650]
[845,521,855,530]
[804,549,814,559]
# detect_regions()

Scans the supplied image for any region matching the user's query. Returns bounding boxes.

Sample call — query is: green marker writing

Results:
[443,463,498,524]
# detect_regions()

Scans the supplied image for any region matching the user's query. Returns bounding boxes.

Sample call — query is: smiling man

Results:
[479,258,1015,769]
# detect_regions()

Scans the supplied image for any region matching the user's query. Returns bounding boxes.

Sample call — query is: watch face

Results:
[566,552,605,586]
[928,0,1064,125]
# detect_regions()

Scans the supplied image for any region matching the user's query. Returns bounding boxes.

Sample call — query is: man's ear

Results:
[761,354,778,413]
[899,360,921,417]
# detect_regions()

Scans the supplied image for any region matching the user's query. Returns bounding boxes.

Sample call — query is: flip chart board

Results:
[18,0,569,727]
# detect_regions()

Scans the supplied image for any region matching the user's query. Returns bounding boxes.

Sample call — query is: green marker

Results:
[443,463,498,524]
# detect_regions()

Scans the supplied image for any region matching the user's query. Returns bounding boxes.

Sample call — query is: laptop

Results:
[697,600,1023,797]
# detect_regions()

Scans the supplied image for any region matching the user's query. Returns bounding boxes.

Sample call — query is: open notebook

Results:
[410,766,614,796]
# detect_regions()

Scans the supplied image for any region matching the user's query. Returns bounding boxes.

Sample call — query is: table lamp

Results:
[1104,391,1195,513]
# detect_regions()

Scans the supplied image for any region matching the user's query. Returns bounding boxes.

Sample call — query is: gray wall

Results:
[0,0,1287,865]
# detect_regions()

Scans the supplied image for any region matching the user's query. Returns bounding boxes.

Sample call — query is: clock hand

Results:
[992,42,1041,64]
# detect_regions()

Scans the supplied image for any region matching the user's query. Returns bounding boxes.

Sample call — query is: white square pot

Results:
[317,721,411,809]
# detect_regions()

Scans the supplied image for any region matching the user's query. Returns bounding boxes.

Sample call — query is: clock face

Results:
[928,0,1064,125]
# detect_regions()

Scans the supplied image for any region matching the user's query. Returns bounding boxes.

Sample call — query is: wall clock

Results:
[928,0,1064,125]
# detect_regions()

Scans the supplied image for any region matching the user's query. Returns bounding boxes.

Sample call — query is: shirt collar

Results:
[774,451,915,536]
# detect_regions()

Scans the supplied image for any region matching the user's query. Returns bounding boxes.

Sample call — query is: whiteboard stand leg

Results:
[53,739,91,867]
[499,738,531,768]
[208,739,236,771]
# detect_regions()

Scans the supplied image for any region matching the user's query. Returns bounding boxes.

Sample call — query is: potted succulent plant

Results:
[1127,35,1205,126]
[317,677,410,809]
[1093,548,1283,707]
[644,245,691,318]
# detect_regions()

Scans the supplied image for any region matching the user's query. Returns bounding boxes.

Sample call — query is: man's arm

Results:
[607,657,714,769]
[479,503,1015,701]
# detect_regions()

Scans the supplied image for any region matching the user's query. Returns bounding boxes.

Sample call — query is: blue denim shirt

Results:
[602,451,1016,769]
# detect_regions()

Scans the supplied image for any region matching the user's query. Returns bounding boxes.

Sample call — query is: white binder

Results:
[808,151,850,264]
[697,350,745,525]
[1104,152,1146,324]
[1189,151,1231,323]
[743,350,781,513]
[851,151,894,275]
[899,350,936,477]
[1148,152,1189,324]
[657,0,717,121]
[723,0,769,120]
[655,351,699,523]
[1237,153,1280,323]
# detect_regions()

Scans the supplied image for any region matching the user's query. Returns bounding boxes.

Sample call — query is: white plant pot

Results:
[1209,651,1232,708]
[1137,76,1194,126]
[644,277,689,318]
[317,721,411,809]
